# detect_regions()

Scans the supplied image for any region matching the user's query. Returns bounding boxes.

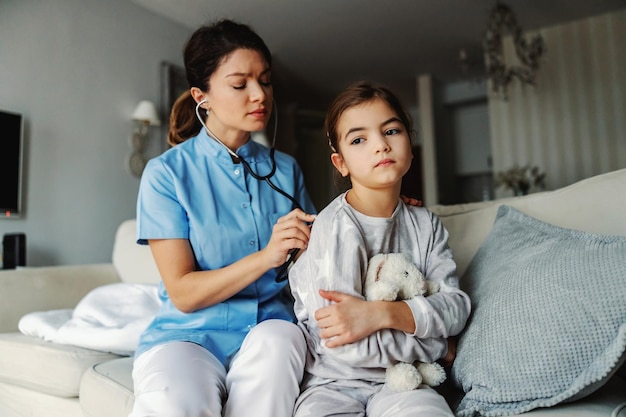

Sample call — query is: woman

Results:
[129,19,316,417]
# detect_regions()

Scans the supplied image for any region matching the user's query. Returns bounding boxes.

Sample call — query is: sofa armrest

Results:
[0,264,121,332]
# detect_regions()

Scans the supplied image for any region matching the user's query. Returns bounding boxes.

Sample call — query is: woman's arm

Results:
[152,209,315,313]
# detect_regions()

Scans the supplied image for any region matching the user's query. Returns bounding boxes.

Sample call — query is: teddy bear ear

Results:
[370,253,387,264]
[397,253,412,262]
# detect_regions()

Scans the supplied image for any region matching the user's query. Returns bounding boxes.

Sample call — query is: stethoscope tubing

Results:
[194,100,302,282]
[237,148,302,211]
[238,152,302,282]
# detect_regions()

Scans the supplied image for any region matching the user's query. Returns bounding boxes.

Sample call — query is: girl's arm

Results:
[151,209,315,313]
[406,212,471,339]
[318,293,466,367]
[292,209,470,368]
[314,290,415,347]
[318,291,465,370]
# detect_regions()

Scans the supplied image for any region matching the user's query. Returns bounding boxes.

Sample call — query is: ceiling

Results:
[131,0,625,108]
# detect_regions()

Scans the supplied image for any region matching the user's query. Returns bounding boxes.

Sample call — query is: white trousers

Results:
[129,319,306,417]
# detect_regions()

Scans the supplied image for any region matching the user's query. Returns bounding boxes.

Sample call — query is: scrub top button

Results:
[234,169,240,175]
[249,240,255,246]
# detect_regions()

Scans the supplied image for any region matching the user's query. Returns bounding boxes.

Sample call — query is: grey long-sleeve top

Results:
[289,192,471,382]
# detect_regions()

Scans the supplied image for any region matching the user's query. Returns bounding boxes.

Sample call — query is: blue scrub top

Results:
[135,129,316,365]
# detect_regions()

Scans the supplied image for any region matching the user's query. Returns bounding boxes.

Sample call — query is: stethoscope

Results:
[195,99,302,282]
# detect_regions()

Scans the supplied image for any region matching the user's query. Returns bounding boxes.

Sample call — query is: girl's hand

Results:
[315,289,416,348]
[438,336,458,370]
[262,208,316,269]
[314,290,380,347]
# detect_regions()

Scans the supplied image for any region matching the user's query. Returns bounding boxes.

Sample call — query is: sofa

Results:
[0,168,624,417]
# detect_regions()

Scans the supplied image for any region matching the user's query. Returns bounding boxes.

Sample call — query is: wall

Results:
[433,79,491,204]
[0,0,191,266]
[489,9,626,194]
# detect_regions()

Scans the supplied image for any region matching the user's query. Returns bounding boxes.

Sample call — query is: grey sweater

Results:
[289,192,471,383]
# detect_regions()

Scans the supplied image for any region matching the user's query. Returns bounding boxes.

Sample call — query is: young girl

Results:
[289,81,471,416]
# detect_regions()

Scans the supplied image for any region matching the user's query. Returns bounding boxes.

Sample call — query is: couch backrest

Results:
[111,169,626,283]
[112,220,161,284]
[430,168,626,276]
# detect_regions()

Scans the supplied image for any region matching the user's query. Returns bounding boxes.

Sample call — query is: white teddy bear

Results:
[364,252,447,392]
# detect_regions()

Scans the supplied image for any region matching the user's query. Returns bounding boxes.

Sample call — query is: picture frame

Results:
[159,61,188,152]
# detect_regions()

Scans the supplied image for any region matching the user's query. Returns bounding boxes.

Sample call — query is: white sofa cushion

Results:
[517,374,626,416]
[76,358,626,417]
[0,379,83,417]
[112,220,161,284]
[80,357,134,417]
[0,333,120,397]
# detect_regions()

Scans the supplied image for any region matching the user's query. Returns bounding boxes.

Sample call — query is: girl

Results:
[289,81,471,416]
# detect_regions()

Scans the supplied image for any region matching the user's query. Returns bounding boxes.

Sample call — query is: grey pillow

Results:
[452,205,626,417]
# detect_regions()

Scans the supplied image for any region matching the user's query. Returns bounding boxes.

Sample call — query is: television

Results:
[0,110,24,218]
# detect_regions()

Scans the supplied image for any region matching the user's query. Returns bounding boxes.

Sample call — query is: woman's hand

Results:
[149,209,314,313]
[262,208,316,269]
[400,195,423,207]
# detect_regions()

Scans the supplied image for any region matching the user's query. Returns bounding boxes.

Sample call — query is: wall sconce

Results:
[128,100,160,177]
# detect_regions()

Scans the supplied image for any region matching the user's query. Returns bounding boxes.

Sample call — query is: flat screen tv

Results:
[0,110,24,218]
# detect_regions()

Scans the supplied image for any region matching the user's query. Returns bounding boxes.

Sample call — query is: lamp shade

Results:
[131,100,161,126]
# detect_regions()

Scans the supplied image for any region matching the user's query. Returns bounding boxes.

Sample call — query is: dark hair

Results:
[168,19,272,146]
[324,81,413,154]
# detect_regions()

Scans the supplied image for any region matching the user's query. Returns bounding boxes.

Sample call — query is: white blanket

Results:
[19,283,161,356]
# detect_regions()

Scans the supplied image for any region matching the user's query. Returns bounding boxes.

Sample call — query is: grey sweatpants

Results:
[294,377,454,417]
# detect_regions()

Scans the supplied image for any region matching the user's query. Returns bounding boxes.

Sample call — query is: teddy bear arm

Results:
[365,281,399,302]
[426,280,440,296]
[415,361,446,387]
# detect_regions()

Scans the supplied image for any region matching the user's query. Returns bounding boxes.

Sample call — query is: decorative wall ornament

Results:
[482,2,546,98]
[160,62,188,152]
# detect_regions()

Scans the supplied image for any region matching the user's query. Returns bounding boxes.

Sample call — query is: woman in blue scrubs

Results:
[129,19,317,417]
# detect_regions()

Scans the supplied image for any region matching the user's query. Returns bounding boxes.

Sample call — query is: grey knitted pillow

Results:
[452,205,626,417]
